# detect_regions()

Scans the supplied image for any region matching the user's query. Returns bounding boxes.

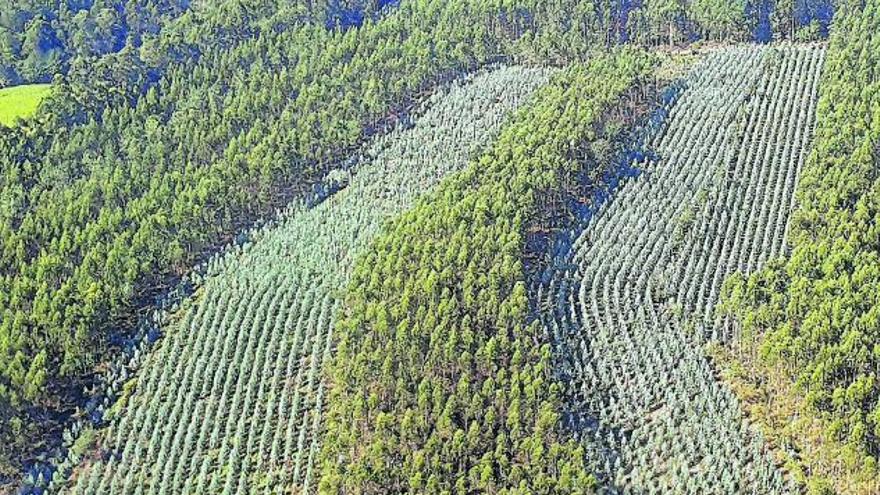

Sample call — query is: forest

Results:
[0,0,872,493]
[720,0,880,492]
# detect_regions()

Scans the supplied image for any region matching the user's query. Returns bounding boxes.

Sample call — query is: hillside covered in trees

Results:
[0,0,413,87]
[318,52,655,494]
[2,0,876,493]
[720,1,880,492]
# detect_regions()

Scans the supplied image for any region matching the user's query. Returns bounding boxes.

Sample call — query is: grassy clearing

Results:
[0,84,52,126]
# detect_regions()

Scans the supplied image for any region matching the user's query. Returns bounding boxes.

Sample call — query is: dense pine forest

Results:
[0,0,876,493]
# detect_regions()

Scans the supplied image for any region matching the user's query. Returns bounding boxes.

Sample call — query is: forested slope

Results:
[0,0,189,87]
[0,0,846,490]
[0,0,614,475]
[539,44,824,494]
[0,0,835,89]
[1,0,762,478]
[319,50,655,494]
[0,0,403,87]
[49,65,551,495]
[720,1,880,492]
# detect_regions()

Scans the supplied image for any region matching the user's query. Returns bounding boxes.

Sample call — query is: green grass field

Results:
[0,84,52,126]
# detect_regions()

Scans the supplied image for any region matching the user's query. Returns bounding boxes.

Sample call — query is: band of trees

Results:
[0,0,837,89]
[721,0,880,490]
[0,0,408,87]
[0,0,189,87]
[318,50,655,494]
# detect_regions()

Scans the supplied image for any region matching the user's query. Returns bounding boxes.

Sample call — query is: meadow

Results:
[0,83,51,126]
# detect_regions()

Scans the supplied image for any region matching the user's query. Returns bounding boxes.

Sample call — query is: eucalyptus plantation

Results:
[538,45,825,494]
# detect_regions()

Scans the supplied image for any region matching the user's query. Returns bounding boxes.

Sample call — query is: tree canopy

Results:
[0,0,842,486]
